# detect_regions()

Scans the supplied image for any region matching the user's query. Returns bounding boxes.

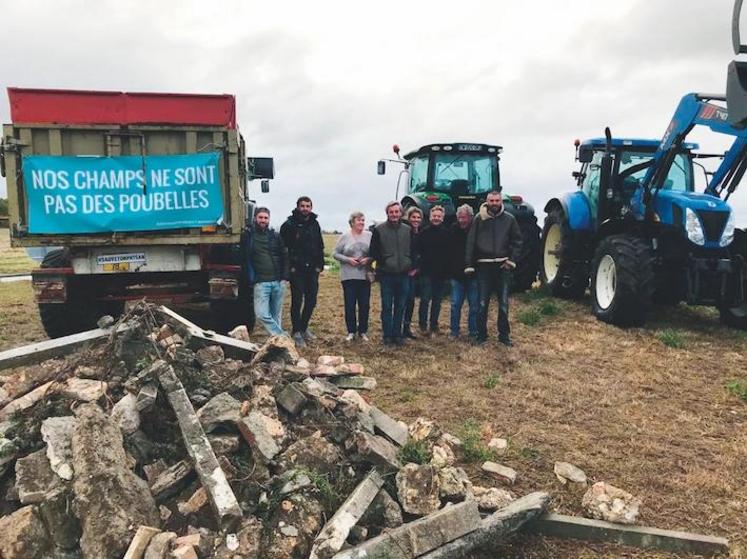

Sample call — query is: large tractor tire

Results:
[720,228,747,330]
[512,217,540,292]
[38,249,125,339]
[590,234,655,327]
[210,284,255,335]
[540,208,587,298]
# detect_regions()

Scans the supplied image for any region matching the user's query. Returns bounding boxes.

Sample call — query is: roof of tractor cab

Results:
[582,137,699,150]
[404,142,502,160]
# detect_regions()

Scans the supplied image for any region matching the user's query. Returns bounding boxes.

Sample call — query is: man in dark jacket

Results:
[246,207,289,336]
[280,196,325,347]
[465,191,522,346]
[417,205,451,334]
[370,201,415,346]
[449,204,478,339]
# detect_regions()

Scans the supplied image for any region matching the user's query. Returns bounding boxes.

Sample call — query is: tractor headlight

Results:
[685,208,705,246]
[720,211,736,247]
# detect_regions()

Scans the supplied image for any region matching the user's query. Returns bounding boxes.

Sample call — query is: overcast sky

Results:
[2,0,745,229]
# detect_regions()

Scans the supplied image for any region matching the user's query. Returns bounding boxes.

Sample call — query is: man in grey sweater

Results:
[465,191,522,346]
[370,201,415,346]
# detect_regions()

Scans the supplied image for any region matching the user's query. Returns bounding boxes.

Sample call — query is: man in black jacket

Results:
[417,205,450,334]
[280,196,325,348]
[465,191,522,346]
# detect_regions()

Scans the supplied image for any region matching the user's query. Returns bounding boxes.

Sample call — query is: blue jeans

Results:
[476,264,512,341]
[342,279,371,334]
[418,276,447,331]
[450,278,478,337]
[403,276,418,333]
[253,280,286,336]
[379,273,410,339]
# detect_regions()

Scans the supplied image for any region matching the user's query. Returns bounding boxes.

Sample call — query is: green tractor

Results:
[377,142,540,291]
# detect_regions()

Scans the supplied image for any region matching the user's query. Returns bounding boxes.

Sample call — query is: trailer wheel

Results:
[512,217,540,292]
[37,250,124,338]
[590,234,654,327]
[540,208,587,298]
[210,285,255,334]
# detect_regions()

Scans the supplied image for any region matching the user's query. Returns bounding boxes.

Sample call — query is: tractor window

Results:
[618,151,692,191]
[582,152,603,219]
[432,153,497,194]
[409,156,429,193]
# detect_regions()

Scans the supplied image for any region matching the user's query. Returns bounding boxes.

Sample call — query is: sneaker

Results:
[345,333,355,342]
[404,329,417,339]
[471,336,487,346]
[499,337,513,347]
[382,337,394,346]
[393,337,406,347]
[449,332,460,339]
[293,332,306,348]
[303,330,317,341]
[359,333,370,342]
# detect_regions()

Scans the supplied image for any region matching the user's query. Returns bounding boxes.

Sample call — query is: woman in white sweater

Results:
[333,211,373,341]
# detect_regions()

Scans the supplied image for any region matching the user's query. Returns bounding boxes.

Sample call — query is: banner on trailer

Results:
[22,152,224,234]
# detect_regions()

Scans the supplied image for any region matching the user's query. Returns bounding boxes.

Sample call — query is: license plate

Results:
[103,262,130,272]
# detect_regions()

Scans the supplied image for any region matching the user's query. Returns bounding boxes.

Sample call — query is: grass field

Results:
[1,232,745,557]
[0,229,36,274]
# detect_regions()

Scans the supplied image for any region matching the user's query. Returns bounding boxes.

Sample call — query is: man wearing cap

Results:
[464,190,522,346]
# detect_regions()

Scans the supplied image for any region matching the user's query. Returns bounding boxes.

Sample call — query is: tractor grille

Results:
[696,210,728,242]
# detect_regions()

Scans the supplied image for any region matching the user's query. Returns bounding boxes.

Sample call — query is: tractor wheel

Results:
[210,284,255,334]
[38,249,125,338]
[512,217,540,292]
[590,235,655,327]
[540,208,587,298]
[720,228,747,329]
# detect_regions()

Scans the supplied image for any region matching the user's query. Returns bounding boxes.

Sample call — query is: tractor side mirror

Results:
[248,157,275,180]
[260,179,270,193]
[377,160,386,175]
[578,146,593,163]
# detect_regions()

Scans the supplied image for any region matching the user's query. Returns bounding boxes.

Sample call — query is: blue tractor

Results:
[540,93,747,328]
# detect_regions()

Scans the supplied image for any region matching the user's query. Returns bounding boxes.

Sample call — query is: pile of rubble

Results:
[0,302,720,559]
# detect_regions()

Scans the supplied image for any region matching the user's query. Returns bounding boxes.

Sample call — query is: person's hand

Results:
[349,257,360,266]
[464,267,475,275]
[315,267,322,273]
[408,268,418,277]
[359,257,371,266]
[501,260,516,271]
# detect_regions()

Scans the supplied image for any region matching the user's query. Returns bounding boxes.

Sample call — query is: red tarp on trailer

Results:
[7,88,237,128]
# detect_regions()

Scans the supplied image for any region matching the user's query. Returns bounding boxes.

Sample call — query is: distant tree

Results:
[0,198,7,216]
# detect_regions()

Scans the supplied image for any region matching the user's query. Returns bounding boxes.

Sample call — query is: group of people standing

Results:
[244,190,522,348]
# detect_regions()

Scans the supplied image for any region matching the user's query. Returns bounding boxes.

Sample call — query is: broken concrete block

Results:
[38,488,81,552]
[330,375,376,390]
[368,407,408,447]
[159,505,173,522]
[317,355,345,367]
[41,415,75,480]
[278,431,344,477]
[250,335,299,366]
[396,463,441,515]
[439,432,462,448]
[123,525,160,559]
[279,469,313,495]
[172,544,199,559]
[214,517,262,558]
[238,411,286,462]
[487,437,508,453]
[248,384,280,418]
[312,364,339,377]
[360,488,403,531]
[143,459,168,485]
[336,363,365,375]
[277,383,308,415]
[408,417,440,442]
[207,434,240,456]
[178,487,209,516]
[136,382,159,412]
[554,461,587,485]
[150,460,194,499]
[482,461,517,485]
[438,466,472,500]
[472,486,514,511]
[97,315,115,328]
[0,505,52,559]
[15,448,61,504]
[430,444,455,468]
[196,345,225,367]
[339,389,371,413]
[354,431,400,471]
[0,437,17,476]
[71,403,159,559]
[174,533,201,547]
[228,325,251,342]
[263,492,325,559]
[196,392,241,433]
[582,481,641,525]
[61,377,107,402]
[111,393,141,435]
[144,531,176,559]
